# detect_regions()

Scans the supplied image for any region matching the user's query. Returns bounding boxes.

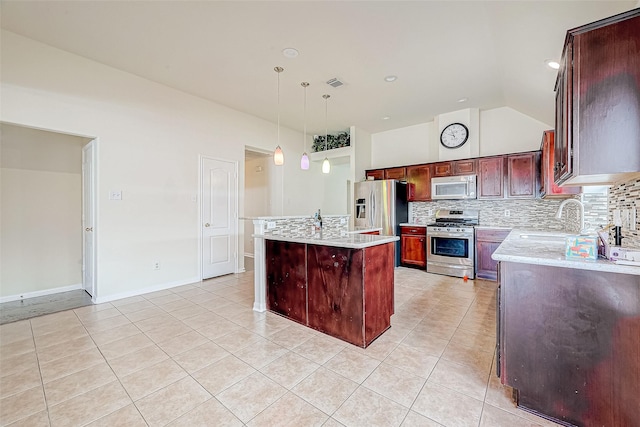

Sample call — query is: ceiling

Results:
[1,1,637,136]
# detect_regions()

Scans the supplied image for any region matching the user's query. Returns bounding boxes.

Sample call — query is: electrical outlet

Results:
[504,210,511,217]
[153,261,160,270]
[267,221,276,230]
[109,190,122,200]
[340,217,346,225]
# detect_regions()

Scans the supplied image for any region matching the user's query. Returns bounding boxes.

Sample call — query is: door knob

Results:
[204,223,210,227]
[85,227,93,232]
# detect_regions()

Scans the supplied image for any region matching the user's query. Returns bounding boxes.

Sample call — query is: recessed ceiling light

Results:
[384,75,397,82]
[457,97,468,103]
[282,48,299,59]
[546,60,560,70]
[382,116,390,120]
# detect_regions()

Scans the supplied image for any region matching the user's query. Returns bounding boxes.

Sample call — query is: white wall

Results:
[1,124,88,298]
[322,161,350,215]
[371,107,551,168]
[371,123,433,168]
[1,30,324,302]
[479,107,550,156]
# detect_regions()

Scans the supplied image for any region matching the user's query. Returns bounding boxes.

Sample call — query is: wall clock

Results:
[440,123,469,149]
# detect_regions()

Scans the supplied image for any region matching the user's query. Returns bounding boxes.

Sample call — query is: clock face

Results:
[440,123,469,149]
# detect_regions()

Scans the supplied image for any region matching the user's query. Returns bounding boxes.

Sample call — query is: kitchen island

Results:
[253,219,398,347]
[493,230,639,427]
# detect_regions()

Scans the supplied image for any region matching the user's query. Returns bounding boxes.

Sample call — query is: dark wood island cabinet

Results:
[265,237,396,348]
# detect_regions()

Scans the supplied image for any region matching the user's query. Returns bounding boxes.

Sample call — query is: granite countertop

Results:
[399,223,427,227]
[475,225,513,230]
[255,232,399,249]
[492,229,640,276]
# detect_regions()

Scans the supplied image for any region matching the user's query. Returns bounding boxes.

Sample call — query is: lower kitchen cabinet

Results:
[266,240,307,324]
[400,226,426,268]
[475,228,510,281]
[498,261,640,426]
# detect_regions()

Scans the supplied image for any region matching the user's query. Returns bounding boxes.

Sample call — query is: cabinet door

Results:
[475,228,510,281]
[572,14,640,180]
[406,165,431,201]
[554,38,573,184]
[478,157,504,199]
[307,245,364,346]
[384,167,406,180]
[541,131,580,198]
[401,234,426,268]
[453,159,476,175]
[366,169,384,180]
[266,240,307,324]
[506,152,538,199]
[432,162,452,177]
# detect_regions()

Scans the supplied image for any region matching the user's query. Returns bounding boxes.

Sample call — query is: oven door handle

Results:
[427,232,473,238]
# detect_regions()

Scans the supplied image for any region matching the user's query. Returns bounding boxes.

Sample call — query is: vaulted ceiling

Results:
[1,1,637,135]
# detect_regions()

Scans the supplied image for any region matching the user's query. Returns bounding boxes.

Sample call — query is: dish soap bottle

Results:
[316,209,323,231]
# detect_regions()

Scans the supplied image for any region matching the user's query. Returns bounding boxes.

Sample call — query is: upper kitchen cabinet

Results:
[555,9,640,186]
[384,167,406,181]
[506,152,539,199]
[478,156,504,199]
[406,164,431,201]
[365,169,384,180]
[540,130,580,198]
[432,162,453,177]
[432,160,476,177]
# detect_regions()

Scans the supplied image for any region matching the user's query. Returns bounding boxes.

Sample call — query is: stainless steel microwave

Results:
[431,175,477,200]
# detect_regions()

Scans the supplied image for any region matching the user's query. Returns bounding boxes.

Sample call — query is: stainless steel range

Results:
[426,209,479,279]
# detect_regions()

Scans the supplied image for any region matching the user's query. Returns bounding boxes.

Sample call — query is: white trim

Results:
[93,276,201,304]
[0,284,83,303]
[82,138,98,301]
[244,253,254,258]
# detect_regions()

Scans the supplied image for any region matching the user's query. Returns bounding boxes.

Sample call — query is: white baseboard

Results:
[93,276,201,304]
[0,284,83,303]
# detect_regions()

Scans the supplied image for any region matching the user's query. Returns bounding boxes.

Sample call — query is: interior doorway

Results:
[243,148,272,271]
[0,123,97,321]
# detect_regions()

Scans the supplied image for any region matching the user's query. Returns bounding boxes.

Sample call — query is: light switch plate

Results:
[109,190,122,200]
[340,218,346,225]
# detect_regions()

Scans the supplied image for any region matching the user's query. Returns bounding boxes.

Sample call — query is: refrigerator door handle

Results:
[370,192,375,228]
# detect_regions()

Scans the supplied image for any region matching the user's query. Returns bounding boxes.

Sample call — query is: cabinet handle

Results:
[420,238,424,242]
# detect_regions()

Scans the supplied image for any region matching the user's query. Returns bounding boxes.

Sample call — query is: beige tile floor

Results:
[0,268,562,427]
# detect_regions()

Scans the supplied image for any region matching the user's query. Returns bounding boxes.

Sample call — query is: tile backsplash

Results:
[608,177,640,248]
[411,193,608,234]
[258,215,350,239]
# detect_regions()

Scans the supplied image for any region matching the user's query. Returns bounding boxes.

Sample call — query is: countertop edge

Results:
[253,233,399,249]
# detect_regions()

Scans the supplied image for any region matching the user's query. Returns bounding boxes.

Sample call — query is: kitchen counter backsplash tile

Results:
[411,195,607,233]
[609,177,640,247]
[260,215,350,239]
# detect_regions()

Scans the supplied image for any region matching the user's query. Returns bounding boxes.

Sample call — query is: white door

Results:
[82,140,96,297]
[201,157,237,279]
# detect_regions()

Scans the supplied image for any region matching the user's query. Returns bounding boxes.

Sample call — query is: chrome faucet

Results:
[555,198,586,234]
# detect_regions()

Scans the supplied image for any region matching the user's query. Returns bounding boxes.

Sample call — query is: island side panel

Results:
[307,244,365,347]
[363,242,394,345]
[265,240,308,325]
[501,261,640,427]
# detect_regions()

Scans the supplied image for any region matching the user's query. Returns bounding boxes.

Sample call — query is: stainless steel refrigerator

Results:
[354,179,408,266]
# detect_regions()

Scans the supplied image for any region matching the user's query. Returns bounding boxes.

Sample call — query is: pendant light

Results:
[300,82,310,170]
[322,94,331,174]
[273,66,284,166]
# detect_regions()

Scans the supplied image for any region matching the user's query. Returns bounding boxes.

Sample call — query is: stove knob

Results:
[447,228,451,232]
